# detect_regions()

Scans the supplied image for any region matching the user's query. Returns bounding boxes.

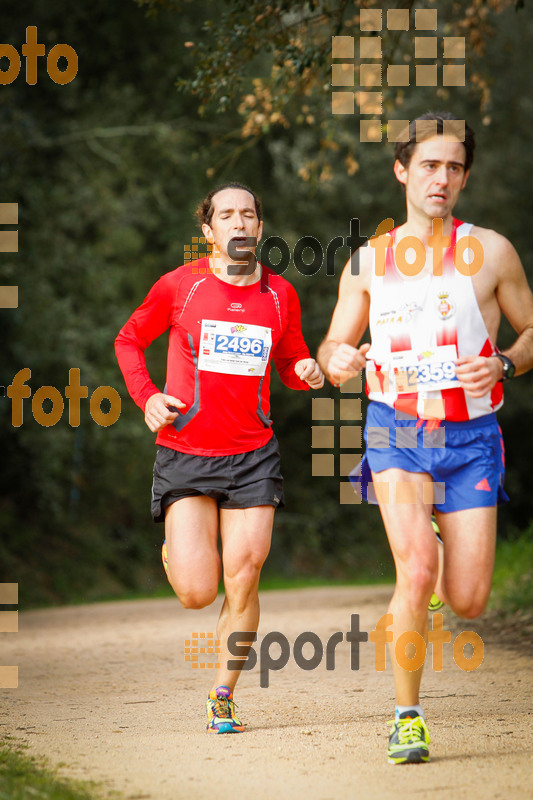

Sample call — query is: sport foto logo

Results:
[6,368,121,427]
[221,613,483,688]
[0,26,78,86]
[221,217,484,286]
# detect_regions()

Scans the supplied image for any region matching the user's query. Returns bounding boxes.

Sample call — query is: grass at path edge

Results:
[490,527,533,613]
[0,740,114,800]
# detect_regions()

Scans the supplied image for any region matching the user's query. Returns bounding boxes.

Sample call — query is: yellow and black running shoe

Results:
[388,713,430,764]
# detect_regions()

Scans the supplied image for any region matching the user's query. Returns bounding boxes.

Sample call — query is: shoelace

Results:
[389,716,430,745]
[212,696,237,719]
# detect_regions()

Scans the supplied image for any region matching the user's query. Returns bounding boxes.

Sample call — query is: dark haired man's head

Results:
[196,183,262,228]
[394,112,475,172]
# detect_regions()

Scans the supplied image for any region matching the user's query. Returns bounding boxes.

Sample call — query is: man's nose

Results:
[435,166,448,185]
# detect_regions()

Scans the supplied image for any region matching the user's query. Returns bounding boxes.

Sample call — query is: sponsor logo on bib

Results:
[377,302,422,326]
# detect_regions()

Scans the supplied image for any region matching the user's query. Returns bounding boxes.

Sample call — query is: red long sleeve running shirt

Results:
[115,259,311,456]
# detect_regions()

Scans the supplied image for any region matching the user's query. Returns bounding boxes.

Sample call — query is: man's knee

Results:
[225,543,269,582]
[223,561,263,602]
[449,593,489,620]
[444,570,491,619]
[171,582,218,609]
[397,562,438,607]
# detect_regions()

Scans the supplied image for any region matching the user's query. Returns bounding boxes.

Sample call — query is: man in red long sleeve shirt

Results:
[115,183,323,733]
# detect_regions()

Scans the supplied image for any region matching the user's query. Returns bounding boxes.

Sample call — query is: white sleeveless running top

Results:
[365,218,503,421]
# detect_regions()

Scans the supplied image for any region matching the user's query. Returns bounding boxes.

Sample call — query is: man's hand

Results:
[144,393,186,432]
[326,342,371,386]
[294,358,325,389]
[455,355,503,398]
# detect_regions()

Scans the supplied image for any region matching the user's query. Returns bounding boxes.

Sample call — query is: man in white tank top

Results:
[318,112,533,764]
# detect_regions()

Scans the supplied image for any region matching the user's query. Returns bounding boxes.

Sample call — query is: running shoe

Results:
[206,686,244,734]
[431,516,443,544]
[388,712,430,764]
[161,540,169,577]
[429,517,444,611]
[428,592,444,612]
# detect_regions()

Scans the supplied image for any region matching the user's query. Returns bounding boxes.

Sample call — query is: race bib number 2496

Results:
[198,319,272,376]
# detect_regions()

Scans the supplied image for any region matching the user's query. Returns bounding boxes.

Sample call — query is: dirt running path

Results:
[1,587,532,799]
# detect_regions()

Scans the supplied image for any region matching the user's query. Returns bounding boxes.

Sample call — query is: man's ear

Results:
[202,222,214,243]
[461,169,470,190]
[256,220,263,245]
[393,159,407,186]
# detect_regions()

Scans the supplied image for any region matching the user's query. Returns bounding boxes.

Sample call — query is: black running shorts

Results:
[151,435,284,522]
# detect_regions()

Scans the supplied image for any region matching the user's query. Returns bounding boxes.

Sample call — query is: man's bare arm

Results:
[456,232,533,396]
[494,236,533,376]
[317,245,372,385]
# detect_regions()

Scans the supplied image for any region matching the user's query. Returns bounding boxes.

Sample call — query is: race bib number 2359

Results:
[391,345,459,393]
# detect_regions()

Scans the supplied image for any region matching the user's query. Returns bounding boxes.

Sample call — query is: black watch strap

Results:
[494,354,515,382]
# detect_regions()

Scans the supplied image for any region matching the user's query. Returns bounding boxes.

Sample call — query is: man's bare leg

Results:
[164,498,273,730]
[374,469,498,762]
[434,505,497,617]
[374,471,497,704]
[164,495,221,608]
[215,505,274,692]
[372,468,437,706]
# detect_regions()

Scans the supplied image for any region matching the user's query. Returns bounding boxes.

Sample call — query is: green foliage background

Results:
[1,0,532,607]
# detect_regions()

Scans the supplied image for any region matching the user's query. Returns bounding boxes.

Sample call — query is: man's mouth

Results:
[228,236,254,261]
[428,193,447,202]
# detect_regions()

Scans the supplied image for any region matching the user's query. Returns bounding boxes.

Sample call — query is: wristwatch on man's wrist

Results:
[493,354,516,382]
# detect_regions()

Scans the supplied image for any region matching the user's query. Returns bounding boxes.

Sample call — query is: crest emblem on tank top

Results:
[437,291,456,320]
